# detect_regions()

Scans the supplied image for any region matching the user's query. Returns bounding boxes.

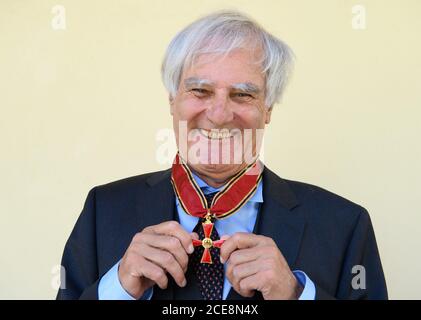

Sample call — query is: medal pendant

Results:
[192,215,225,264]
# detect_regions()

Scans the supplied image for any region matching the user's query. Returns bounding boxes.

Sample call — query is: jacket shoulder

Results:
[91,169,171,200]
[287,179,365,209]
[284,178,370,226]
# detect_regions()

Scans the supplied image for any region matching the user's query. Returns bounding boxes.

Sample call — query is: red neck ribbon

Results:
[171,153,263,263]
[171,153,263,220]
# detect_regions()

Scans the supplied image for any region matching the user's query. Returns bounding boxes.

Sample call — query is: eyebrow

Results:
[231,82,261,95]
[183,77,261,95]
[184,77,214,88]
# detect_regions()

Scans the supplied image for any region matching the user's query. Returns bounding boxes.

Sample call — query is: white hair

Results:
[161,10,295,108]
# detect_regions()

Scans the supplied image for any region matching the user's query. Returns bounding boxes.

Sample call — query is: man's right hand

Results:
[118,221,195,299]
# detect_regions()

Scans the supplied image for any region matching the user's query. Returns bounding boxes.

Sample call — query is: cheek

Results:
[236,107,266,129]
[173,97,205,121]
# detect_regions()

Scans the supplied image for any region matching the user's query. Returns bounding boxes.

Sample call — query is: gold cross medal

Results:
[191,214,225,264]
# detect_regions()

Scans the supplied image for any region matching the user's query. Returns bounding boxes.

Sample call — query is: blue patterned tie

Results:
[190,191,224,300]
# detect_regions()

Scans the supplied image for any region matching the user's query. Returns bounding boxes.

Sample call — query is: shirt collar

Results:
[191,172,263,203]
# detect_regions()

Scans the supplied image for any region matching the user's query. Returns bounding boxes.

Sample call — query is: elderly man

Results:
[57,11,387,300]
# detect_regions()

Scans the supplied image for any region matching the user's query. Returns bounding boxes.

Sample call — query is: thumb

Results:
[190,232,199,240]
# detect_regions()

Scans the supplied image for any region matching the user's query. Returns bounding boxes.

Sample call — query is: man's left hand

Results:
[220,232,303,300]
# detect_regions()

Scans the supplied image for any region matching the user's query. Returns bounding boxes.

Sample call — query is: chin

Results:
[190,162,245,178]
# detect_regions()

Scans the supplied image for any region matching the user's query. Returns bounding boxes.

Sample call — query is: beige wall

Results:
[1,0,420,299]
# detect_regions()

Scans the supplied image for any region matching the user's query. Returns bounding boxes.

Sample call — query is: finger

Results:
[238,273,260,298]
[138,233,189,272]
[231,259,262,280]
[144,221,194,254]
[226,264,255,298]
[190,232,199,240]
[131,256,169,290]
[225,247,260,266]
[226,257,260,295]
[220,232,262,263]
[138,244,187,288]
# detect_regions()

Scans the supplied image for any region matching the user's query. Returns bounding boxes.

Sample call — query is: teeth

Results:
[199,129,232,140]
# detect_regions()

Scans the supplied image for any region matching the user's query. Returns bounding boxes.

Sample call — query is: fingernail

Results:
[189,244,194,254]
[181,279,187,287]
[220,257,225,264]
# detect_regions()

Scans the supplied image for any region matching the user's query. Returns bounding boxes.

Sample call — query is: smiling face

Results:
[170,48,272,187]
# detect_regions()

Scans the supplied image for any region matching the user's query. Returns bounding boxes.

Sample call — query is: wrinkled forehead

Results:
[181,47,266,88]
[183,34,266,73]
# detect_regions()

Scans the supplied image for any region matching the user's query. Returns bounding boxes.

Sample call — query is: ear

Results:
[169,94,174,115]
[265,107,273,124]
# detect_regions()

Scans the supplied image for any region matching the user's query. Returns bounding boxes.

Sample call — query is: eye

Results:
[232,92,254,101]
[191,88,208,95]
[235,93,252,98]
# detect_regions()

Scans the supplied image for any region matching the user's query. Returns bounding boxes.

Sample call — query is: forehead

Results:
[182,48,265,88]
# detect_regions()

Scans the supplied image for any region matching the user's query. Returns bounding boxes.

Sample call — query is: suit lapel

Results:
[256,167,305,268]
[138,169,175,300]
[138,169,175,231]
[138,169,206,299]
[226,167,306,300]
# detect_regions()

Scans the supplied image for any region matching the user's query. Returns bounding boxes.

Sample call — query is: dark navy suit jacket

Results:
[56,167,388,300]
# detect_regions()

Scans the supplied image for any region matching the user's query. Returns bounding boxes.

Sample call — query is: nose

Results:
[206,90,234,126]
